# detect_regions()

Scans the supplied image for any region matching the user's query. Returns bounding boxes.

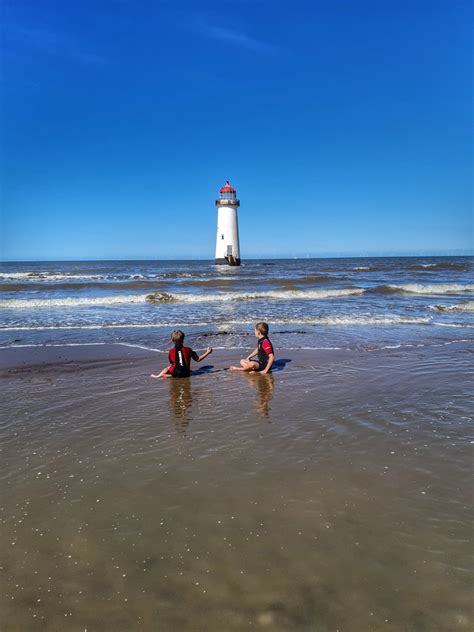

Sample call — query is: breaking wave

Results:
[0,271,207,283]
[372,283,474,295]
[0,288,364,308]
[431,301,474,313]
[0,314,433,331]
[145,288,365,303]
[407,262,470,272]
[0,272,134,282]
[0,295,149,308]
[3,284,473,309]
[0,281,168,293]
[223,315,432,326]
[0,274,344,292]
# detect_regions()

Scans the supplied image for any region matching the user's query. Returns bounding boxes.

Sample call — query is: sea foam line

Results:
[382,283,474,295]
[0,323,211,331]
[0,342,164,353]
[0,287,365,308]
[2,339,472,354]
[0,315,435,331]
[2,283,473,309]
[430,300,474,313]
[0,294,148,308]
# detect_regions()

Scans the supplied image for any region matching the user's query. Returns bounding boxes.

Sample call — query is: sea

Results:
[1,256,473,351]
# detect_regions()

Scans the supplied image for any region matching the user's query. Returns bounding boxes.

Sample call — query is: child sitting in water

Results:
[230,322,275,375]
[151,330,212,378]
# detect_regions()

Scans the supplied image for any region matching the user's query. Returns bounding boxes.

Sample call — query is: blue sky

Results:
[1,0,472,261]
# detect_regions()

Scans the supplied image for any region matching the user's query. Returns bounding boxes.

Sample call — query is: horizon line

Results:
[2,252,473,264]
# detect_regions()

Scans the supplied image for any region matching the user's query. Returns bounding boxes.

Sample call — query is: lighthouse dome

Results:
[218,180,237,201]
[219,180,236,194]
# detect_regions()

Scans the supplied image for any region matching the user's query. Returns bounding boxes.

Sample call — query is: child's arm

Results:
[196,346,213,362]
[247,347,258,360]
[259,353,274,375]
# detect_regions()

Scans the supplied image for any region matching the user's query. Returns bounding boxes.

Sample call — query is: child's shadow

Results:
[192,364,215,376]
[271,358,292,372]
[193,361,291,376]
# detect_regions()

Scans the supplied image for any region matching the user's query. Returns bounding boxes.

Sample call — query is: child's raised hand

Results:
[207,346,213,354]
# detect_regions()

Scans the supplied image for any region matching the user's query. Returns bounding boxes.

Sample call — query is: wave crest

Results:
[146,288,365,304]
[407,262,469,271]
[0,314,433,331]
[0,295,148,308]
[1,287,365,309]
[373,283,474,295]
[431,301,474,313]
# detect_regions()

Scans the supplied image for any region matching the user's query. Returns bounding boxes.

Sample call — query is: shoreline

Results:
[1,337,472,375]
[0,342,332,374]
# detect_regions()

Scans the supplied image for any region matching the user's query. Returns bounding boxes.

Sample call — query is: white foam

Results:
[387,283,474,295]
[221,315,432,326]
[0,272,41,280]
[147,288,366,303]
[0,341,164,353]
[0,315,434,331]
[0,342,109,348]
[0,322,211,331]
[0,272,165,282]
[0,287,366,308]
[0,272,107,281]
[3,339,471,353]
[431,301,474,313]
[432,322,474,329]
[0,294,148,308]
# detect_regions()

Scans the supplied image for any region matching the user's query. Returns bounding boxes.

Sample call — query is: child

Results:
[151,330,212,378]
[230,322,275,375]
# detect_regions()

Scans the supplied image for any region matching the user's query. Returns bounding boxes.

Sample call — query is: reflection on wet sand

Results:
[245,373,274,418]
[167,377,193,433]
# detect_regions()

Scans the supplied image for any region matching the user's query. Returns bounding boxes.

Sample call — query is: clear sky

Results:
[1,0,472,261]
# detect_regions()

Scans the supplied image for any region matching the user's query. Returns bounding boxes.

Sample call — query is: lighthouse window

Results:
[221,234,224,240]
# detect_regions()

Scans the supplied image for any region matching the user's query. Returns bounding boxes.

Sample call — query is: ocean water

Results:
[1,256,473,352]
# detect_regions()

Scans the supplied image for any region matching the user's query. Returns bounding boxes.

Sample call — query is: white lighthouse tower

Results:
[215,181,241,266]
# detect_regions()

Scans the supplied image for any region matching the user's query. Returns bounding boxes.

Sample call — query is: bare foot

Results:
[150,374,161,378]
[229,366,243,371]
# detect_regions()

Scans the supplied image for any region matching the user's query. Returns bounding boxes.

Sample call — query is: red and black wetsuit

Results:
[257,337,274,371]
[168,345,199,378]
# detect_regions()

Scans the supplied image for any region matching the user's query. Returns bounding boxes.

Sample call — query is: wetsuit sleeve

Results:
[191,350,199,361]
[262,339,273,355]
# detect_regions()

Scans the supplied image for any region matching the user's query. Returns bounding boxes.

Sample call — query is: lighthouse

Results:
[215,181,241,266]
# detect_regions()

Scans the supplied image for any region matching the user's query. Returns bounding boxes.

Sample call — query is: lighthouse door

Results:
[227,245,233,256]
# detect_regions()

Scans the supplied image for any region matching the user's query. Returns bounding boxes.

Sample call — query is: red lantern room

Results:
[218,180,237,201]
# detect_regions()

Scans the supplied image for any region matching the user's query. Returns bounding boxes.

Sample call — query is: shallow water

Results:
[1,343,472,631]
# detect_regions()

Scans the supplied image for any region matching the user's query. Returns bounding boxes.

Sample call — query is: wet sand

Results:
[1,343,473,631]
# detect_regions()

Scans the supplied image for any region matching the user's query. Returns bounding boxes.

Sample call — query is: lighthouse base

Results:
[215,257,241,267]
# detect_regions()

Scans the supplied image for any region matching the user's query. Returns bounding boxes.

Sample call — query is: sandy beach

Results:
[1,341,472,631]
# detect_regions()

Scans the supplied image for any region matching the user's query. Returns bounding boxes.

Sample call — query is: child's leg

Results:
[230,359,260,372]
[151,366,173,378]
